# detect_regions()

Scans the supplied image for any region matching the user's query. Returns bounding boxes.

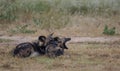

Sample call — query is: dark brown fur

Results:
[13,42,34,58]
[13,33,71,58]
[45,35,71,58]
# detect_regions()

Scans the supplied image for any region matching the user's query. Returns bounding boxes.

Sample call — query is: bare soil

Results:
[0,36,120,45]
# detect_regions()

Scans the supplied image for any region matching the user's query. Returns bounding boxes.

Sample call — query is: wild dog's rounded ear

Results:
[45,33,54,44]
[64,38,71,43]
[60,38,71,49]
[62,44,68,49]
[47,33,54,39]
[38,36,46,42]
[54,37,60,41]
[49,33,54,36]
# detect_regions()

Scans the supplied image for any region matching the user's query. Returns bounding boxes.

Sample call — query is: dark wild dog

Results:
[13,35,47,58]
[13,42,34,58]
[45,36,71,58]
[13,33,71,58]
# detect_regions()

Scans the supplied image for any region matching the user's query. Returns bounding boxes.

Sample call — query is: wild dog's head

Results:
[45,36,71,58]
[38,35,46,46]
[45,33,54,45]
[45,44,64,58]
[36,33,54,55]
[53,37,71,49]
[38,33,54,46]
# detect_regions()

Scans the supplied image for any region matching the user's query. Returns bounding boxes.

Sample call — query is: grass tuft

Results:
[103,25,116,35]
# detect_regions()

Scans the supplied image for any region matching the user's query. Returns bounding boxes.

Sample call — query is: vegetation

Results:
[0,0,119,22]
[0,0,119,35]
[103,25,116,35]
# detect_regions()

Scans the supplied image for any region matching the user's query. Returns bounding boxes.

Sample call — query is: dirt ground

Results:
[0,36,120,71]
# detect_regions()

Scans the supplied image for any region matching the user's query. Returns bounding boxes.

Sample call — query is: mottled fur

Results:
[13,33,71,58]
[13,42,34,58]
[45,36,71,58]
[13,35,47,58]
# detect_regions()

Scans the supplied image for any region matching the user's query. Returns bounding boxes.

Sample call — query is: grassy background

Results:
[0,0,120,36]
[0,1,120,71]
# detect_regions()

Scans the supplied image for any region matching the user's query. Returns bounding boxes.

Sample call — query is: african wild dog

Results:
[13,33,71,58]
[13,35,47,58]
[35,33,54,55]
[33,35,46,55]
[13,33,54,58]
[45,36,71,58]
[53,37,71,49]
[13,42,34,58]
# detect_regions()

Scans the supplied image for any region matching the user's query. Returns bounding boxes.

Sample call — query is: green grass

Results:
[55,0,120,15]
[0,0,119,19]
[0,0,17,21]
[0,0,120,30]
[103,25,116,35]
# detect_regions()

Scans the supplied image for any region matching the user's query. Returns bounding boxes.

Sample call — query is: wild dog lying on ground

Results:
[33,35,46,55]
[45,36,71,58]
[33,33,54,55]
[13,35,46,58]
[13,33,71,58]
[13,42,34,58]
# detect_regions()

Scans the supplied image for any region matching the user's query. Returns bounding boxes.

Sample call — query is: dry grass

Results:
[0,15,119,37]
[0,0,120,37]
[61,15,120,37]
[0,38,13,43]
[0,43,120,71]
[0,0,120,71]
